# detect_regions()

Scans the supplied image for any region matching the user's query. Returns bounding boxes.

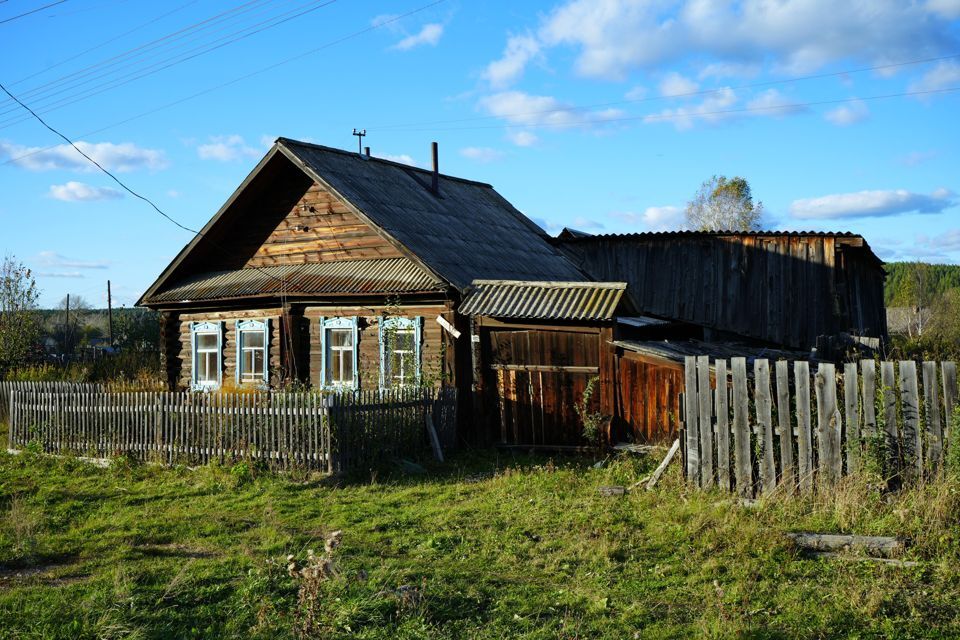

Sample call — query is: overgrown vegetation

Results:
[2,449,960,638]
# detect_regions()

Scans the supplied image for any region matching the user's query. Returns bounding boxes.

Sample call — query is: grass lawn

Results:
[2,444,960,639]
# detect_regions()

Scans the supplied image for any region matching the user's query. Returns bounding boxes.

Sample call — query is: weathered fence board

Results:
[683,358,959,496]
[683,357,701,486]
[6,384,456,474]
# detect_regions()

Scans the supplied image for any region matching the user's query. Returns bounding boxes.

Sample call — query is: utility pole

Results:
[107,280,114,349]
[65,293,70,358]
[352,128,366,154]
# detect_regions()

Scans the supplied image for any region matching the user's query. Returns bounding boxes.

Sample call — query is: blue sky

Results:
[1,0,959,308]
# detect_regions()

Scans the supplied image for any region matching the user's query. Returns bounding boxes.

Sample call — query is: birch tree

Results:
[685,175,764,231]
[0,256,42,373]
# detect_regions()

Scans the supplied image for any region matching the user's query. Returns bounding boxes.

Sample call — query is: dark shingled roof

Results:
[278,139,586,290]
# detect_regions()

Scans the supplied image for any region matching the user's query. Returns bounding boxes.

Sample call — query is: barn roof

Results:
[140,139,586,306]
[144,258,445,304]
[460,279,627,321]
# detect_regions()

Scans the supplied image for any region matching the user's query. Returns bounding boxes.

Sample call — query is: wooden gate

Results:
[486,328,601,447]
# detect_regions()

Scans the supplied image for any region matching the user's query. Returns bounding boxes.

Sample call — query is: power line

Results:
[0,0,292,116]
[0,0,338,127]
[383,86,960,133]
[0,0,67,25]
[0,80,296,291]
[0,0,448,168]
[368,52,960,131]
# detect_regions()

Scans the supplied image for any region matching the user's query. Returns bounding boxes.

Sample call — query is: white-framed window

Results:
[236,319,269,385]
[191,321,223,390]
[320,316,358,389]
[379,316,422,389]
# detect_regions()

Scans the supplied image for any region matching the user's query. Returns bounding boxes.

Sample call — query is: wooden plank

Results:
[754,359,776,494]
[899,361,921,480]
[880,361,898,477]
[860,360,877,438]
[794,361,813,493]
[815,363,841,485]
[489,364,599,374]
[696,355,713,488]
[683,357,700,486]
[714,360,730,492]
[843,363,861,474]
[922,361,942,471]
[775,360,795,490]
[944,362,958,458]
[646,438,680,490]
[785,532,904,557]
[731,357,752,497]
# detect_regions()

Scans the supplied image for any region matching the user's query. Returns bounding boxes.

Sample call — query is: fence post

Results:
[944,362,957,460]
[899,361,921,480]
[775,360,795,491]
[754,359,776,495]
[714,360,730,492]
[683,357,700,487]
[696,355,713,488]
[815,363,841,486]
[922,361,942,472]
[731,357,752,498]
[794,361,813,492]
[843,363,861,475]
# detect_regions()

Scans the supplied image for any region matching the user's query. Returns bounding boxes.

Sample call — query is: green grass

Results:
[1,447,960,639]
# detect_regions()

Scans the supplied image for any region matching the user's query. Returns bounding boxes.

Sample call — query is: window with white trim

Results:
[236,319,269,385]
[191,321,222,390]
[379,316,422,389]
[320,317,358,388]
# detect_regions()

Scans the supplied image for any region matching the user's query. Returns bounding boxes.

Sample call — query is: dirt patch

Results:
[135,543,218,559]
[0,559,84,589]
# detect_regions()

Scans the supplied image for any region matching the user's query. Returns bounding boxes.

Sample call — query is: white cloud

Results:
[459,146,505,163]
[36,271,85,279]
[491,0,958,82]
[36,251,108,269]
[918,228,960,251]
[790,188,955,219]
[625,85,647,100]
[698,61,761,80]
[197,135,260,162]
[374,152,418,166]
[746,89,804,116]
[479,91,624,134]
[0,140,166,172]
[571,216,605,230]
[908,60,960,95]
[392,23,444,51]
[824,99,869,126]
[926,0,960,19]
[901,150,938,166]
[48,181,123,202]
[612,206,685,231]
[507,130,538,147]
[643,87,737,130]
[659,72,699,97]
[483,33,541,88]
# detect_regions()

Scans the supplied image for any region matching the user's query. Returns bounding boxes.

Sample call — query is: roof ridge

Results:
[276,137,494,188]
[557,229,864,240]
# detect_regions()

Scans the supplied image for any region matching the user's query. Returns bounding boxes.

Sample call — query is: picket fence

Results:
[4,382,457,474]
[682,357,958,496]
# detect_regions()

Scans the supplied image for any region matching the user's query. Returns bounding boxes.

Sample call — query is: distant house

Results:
[139,138,887,446]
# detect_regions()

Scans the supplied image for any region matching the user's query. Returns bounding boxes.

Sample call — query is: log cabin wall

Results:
[243,182,403,268]
[303,303,449,390]
[176,308,283,389]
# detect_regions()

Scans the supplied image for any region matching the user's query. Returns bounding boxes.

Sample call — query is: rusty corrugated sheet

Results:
[144,257,445,304]
[460,280,626,321]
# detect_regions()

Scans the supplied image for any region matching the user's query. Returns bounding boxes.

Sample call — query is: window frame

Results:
[379,316,423,389]
[319,316,359,389]
[235,318,270,386]
[190,321,223,391]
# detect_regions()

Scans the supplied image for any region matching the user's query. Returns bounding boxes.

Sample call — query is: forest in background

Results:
[882,261,960,359]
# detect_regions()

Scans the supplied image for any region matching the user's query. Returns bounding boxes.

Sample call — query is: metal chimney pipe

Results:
[364,146,371,157]
[431,141,439,194]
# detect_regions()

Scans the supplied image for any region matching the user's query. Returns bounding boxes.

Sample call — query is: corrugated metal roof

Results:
[612,339,815,364]
[144,258,445,304]
[460,279,626,321]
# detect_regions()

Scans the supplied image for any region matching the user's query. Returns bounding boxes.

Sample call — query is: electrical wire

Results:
[0,0,448,168]
[0,0,338,127]
[0,0,67,25]
[0,80,298,291]
[367,52,960,131]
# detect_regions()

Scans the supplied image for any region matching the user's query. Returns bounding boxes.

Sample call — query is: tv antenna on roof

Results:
[352,128,366,154]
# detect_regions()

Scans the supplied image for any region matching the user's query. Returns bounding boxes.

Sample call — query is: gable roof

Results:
[139,139,585,306]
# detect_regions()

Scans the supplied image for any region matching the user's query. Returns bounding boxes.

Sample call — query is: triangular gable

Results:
[138,144,447,305]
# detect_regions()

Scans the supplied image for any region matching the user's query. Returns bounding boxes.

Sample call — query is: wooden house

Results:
[140,138,887,447]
